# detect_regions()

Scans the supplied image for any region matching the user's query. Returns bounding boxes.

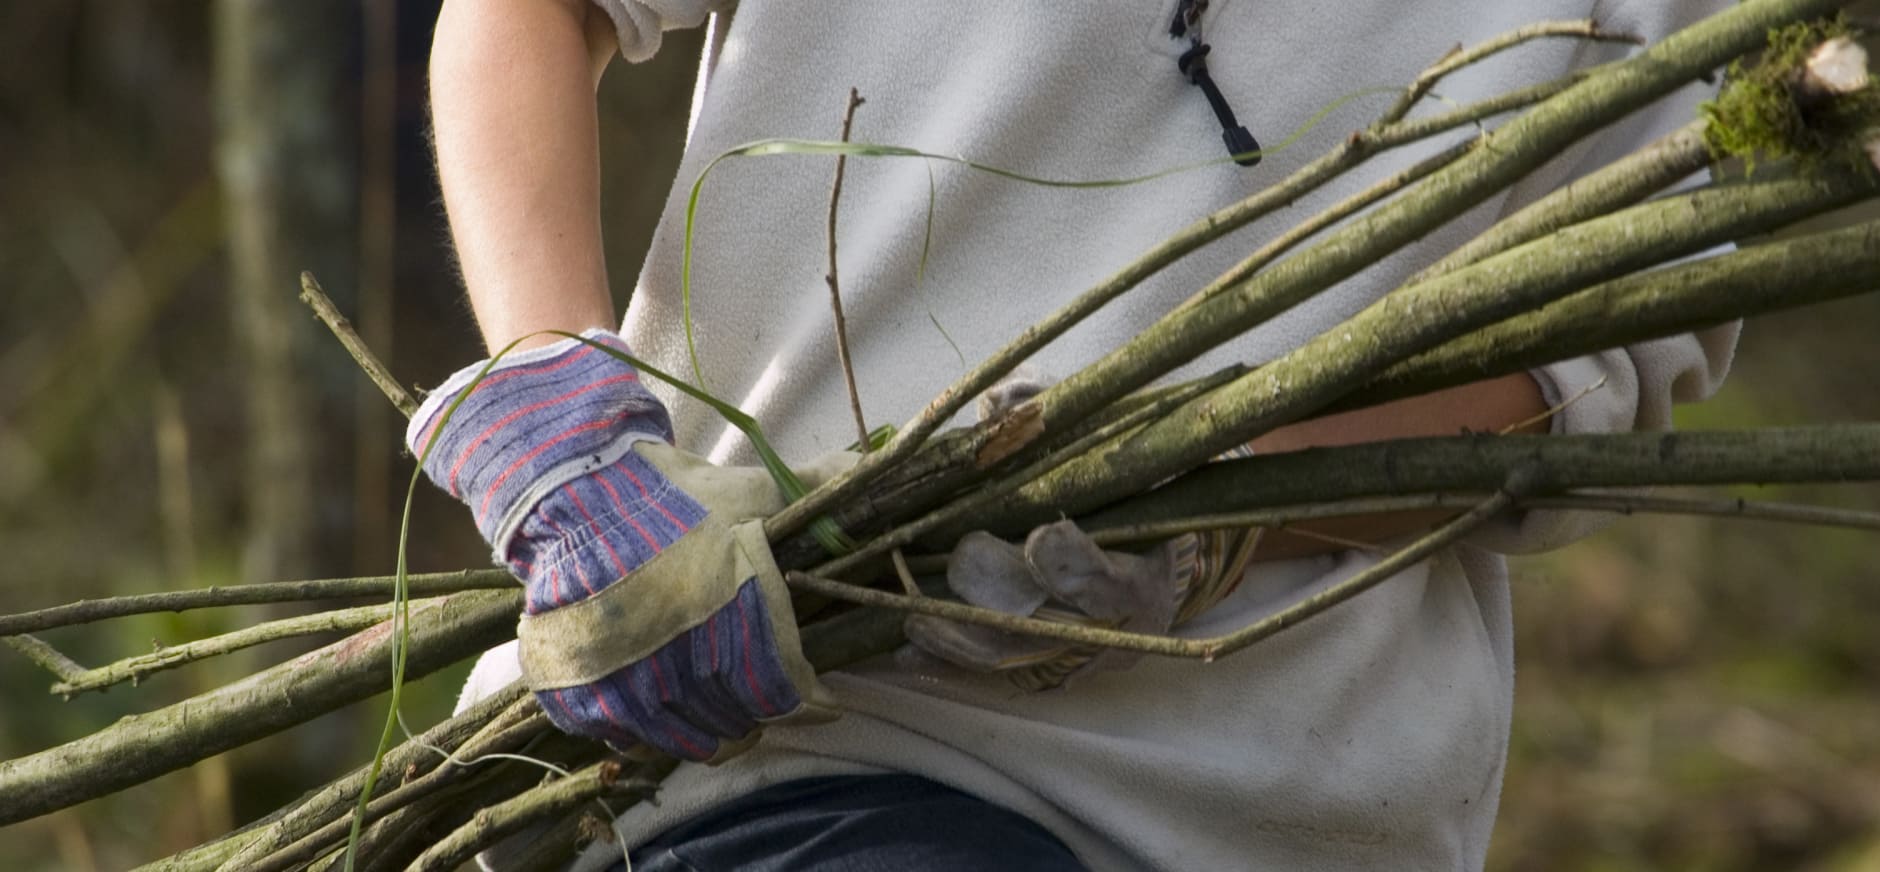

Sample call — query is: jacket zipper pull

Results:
[1171,0,1261,168]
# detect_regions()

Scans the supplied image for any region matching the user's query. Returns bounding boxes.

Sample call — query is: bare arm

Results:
[430,0,620,353]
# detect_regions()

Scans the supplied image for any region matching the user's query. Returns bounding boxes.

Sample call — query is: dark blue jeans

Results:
[616,774,1088,871]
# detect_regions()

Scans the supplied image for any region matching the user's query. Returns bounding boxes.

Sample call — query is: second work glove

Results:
[904,367,1262,690]
[408,329,844,761]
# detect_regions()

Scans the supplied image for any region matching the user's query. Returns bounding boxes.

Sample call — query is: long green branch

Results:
[1078,425,1880,536]
[1407,119,1713,284]
[1017,0,1848,478]
[1179,137,1479,310]
[1003,167,1875,526]
[51,601,410,697]
[0,588,522,826]
[1379,20,1643,124]
[770,0,1848,564]
[763,23,1645,545]
[1343,215,1880,408]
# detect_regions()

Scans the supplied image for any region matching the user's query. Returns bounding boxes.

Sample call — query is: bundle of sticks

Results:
[4,1,1879,868]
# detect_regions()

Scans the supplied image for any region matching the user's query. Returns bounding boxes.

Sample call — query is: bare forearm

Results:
[430,0,619,353]
[1247,371,1548,560]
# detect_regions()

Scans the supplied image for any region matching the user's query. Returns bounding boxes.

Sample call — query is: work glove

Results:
[407,329,845,761]
[904,368,1262,690]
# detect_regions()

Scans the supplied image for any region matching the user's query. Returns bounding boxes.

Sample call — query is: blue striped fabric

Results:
[407,331,676,552]
[505,448,706,613]
[538,580,802,759]
[409,330,800,760]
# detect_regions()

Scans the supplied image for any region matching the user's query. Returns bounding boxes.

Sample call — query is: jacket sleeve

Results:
[590,0,730,63]
[1465,0,1739,554]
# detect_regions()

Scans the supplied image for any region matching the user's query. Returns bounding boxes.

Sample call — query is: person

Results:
[419,1,1738,869]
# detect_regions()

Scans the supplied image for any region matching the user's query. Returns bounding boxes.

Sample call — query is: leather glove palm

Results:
[905,367,1261,690]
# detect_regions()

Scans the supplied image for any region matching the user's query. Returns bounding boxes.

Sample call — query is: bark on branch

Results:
[0,569,515,637]
[0,589,522,825]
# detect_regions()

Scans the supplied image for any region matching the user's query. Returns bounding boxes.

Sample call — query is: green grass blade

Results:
[677,85,1399,390]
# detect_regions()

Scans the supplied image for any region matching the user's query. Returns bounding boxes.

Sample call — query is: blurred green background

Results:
[0,3,1875,870]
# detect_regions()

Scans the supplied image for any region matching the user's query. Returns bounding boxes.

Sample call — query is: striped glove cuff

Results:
[404,329,677,574]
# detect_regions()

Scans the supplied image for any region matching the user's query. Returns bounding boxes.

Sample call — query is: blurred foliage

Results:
[0,3,698,868]
[0,3,1875,871]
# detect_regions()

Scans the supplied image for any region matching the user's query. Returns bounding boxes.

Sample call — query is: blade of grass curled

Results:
[542,331,855,556]
[343,335,531,872]
[677,86,1400,390]
[916,159,965,367]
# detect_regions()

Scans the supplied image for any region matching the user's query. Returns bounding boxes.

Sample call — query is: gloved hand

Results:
[904,367,1262,690]
[407,329,846,761]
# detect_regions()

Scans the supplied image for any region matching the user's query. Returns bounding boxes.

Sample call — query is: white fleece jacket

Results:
[461,2,1738,869]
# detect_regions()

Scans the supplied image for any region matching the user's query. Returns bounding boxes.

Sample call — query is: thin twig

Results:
[238,704,552,872]
[1380,20,1644,125]
[787,481,1522,660]
[1180,137,1480,311]
[1199,484,1522,659]
[408,757,675,872]
[347,731,602,872]
[1372,60,1612,147]
[297,271,418,418]
[810,366,1230,579]
[1086,490,1880,544]
[0,569,514,637]
[889,548,921,597]
[51,601,409,697]
[1511,492,1880,531]
[1407,119,1712,285]
[826,87,872,452]
[1501,375,1607,435]
[1269,526,1388,554]
[3,634,89,684]
[140,686,527,872]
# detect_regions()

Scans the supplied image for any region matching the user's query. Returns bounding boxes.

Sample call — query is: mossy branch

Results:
[1343,215,1880,409]
[1002,168,1875,527]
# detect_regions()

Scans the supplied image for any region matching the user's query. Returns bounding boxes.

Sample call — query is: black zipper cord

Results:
[1171,1,1261,168]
